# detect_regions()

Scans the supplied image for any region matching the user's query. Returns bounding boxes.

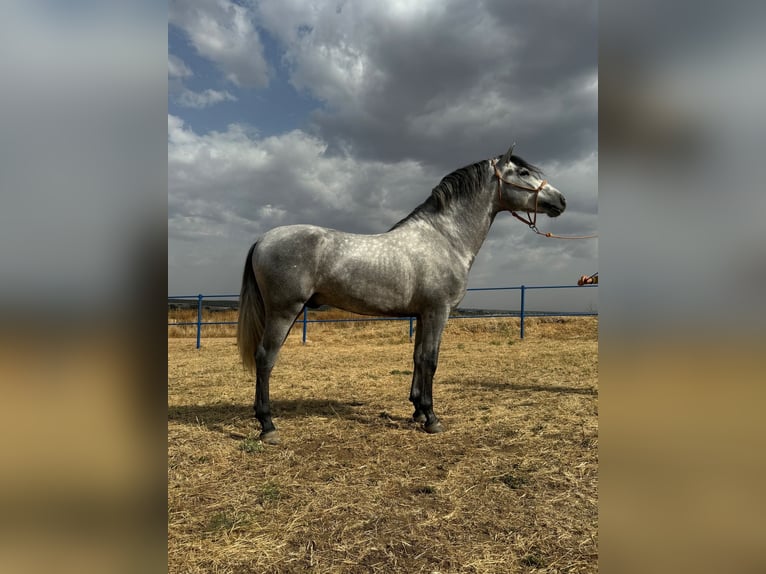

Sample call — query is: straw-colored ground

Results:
[168,316,598,573]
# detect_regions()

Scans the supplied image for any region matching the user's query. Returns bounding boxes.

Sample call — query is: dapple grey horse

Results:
[238,145,566,444]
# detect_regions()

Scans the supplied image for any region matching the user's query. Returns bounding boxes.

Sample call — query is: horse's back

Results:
[252,224,413,314]
[252,223,467,315]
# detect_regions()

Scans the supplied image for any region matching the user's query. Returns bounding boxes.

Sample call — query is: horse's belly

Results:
[312,293,409,317]
[315,258,415,316]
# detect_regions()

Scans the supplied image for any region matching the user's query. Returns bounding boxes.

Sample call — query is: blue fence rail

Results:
[169,285,597,349]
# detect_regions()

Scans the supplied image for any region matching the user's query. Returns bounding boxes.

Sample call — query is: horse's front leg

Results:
[409,318,427,423]
[413,307,449,434]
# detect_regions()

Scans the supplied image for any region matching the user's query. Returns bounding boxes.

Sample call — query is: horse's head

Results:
[492,144,566,218]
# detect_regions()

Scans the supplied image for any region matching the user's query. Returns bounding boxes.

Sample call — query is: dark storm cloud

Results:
[281,0,597,171]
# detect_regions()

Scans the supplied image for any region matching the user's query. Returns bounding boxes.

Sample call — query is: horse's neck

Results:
[420,184,497,263]
[442,198,496,259]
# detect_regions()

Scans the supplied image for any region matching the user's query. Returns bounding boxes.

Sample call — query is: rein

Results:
[491,160,598,240]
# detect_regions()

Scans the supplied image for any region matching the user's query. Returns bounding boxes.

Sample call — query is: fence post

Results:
[196,294,203,349]
[302,307,308,344]
[409,316,415,341]
[520,285,526,339]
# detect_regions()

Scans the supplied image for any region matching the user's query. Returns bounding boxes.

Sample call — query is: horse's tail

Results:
[237,241,264,374]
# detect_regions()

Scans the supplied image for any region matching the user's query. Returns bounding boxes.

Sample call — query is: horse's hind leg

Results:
[255,305,304,445]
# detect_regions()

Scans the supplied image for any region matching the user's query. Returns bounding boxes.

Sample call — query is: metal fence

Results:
[169,284,597,349]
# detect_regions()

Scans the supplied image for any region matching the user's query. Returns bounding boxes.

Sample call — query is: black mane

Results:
[389,155,542,230]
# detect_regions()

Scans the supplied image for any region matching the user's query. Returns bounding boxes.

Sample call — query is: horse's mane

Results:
[389,155,542,230]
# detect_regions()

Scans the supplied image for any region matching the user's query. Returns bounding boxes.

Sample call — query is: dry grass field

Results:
[168,316,598,573]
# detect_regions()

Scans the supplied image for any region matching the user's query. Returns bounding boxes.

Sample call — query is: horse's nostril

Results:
[560,196,567,208]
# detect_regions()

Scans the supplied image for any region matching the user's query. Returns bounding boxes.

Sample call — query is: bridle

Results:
[491,158,548,234]
[491,158,597,240]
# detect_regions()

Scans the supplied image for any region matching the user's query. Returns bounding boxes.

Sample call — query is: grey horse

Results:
[237,145,566,444]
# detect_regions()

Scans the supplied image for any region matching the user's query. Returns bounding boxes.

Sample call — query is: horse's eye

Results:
[518,169,530,177]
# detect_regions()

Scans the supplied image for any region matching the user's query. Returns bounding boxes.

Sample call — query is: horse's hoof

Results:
[260,430,281,445]
[413,412,427,423]
[424,421,444,434]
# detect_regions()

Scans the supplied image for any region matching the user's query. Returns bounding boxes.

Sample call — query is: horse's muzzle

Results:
[541,195,566,217]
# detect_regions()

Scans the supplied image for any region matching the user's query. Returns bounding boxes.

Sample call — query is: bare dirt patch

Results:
[168,317,597,573]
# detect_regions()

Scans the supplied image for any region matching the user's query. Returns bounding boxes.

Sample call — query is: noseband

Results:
[491,159,548,233]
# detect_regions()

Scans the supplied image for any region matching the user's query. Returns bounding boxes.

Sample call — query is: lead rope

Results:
[493,160,598,240]
[532,228,599,240]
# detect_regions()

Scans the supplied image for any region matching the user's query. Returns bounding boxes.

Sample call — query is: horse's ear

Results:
[502,142,516,165]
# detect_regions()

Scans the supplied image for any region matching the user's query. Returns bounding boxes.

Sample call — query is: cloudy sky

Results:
[168,0,598,311]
